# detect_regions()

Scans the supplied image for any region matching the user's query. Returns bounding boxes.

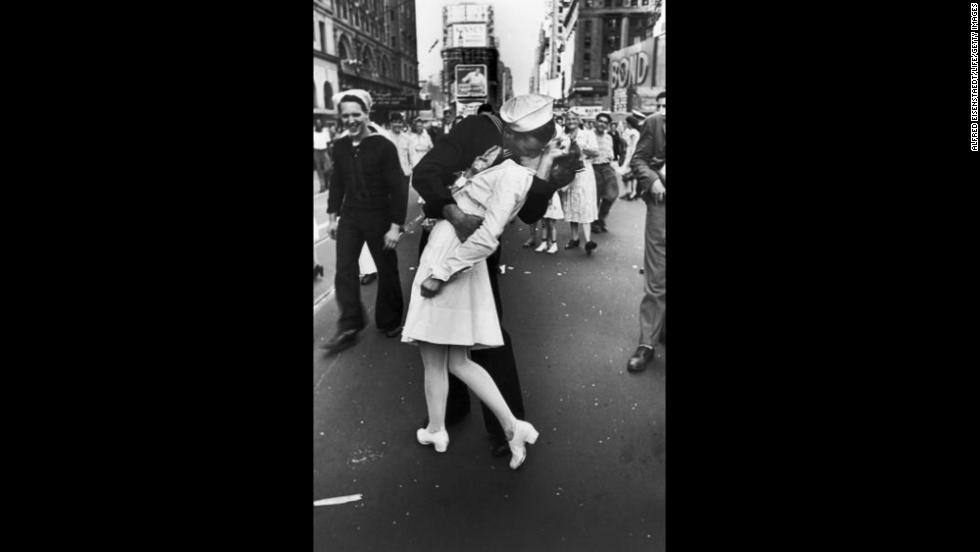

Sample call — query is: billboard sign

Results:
[608,38,654,92]
[456,101,483,117]
[449,23,488,48]
[569,105,603,119]
[371,93,432,111]
[446,4,489,24]
[455,64,488,98]
[612,88,629,113]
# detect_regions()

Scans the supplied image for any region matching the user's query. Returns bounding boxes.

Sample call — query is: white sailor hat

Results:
[333,89,373,112]
[500,94,554,133]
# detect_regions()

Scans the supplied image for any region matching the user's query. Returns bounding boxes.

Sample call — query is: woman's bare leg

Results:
[418,342,449,433]
[446,346,516,438]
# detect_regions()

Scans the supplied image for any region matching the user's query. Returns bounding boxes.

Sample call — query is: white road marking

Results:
[314,494,362,507]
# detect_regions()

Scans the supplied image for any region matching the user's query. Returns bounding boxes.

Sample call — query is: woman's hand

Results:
[327,219,339,240]
[420,276,444,298]
[541,136,563,160]
[383,225,402,250]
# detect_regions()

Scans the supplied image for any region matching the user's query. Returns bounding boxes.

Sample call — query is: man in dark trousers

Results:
[321,89,408,354]
[412,93,562,456]
[627,91,667,372]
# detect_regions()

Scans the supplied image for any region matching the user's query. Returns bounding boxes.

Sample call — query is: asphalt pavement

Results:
[313,190,665,552]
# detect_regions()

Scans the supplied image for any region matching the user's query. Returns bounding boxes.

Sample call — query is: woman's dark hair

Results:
[513,119,557,144]
[656,91,666,101]
[596,112,612,124]
[339,94,368,112]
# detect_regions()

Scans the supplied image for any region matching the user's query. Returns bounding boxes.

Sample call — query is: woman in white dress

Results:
[560,113,599,255]
[401,141,578,470]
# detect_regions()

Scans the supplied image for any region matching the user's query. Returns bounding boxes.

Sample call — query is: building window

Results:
[319,21,326,53]
[340,0,347,20]
[584,20,592,34]
[313,80,318,108]
[338,35,349,61]
[361,47,373,72]
[324,82,334,108]
[583,65,591,79]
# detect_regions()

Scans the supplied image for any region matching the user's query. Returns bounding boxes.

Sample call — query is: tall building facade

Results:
[568,0,659,111]
[313,1,341,119]
[441,3,510,116]
[313,0,421,123]
[533,0,578,105]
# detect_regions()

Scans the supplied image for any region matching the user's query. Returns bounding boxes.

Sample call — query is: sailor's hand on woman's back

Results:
[442,204,484,243]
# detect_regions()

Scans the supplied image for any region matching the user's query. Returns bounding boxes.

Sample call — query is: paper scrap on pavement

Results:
[314,494,363,507]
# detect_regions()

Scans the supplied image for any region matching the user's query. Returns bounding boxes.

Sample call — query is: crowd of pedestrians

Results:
[315,88,667,470]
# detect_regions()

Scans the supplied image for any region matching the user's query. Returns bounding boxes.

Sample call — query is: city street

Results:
[314,173,335,304]
[313,189,666,551]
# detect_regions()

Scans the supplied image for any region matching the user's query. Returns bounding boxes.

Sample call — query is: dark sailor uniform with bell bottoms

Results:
[327,133,408,333]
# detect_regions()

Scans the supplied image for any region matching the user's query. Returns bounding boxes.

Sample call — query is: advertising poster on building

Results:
[446,4,489,24]
[450,23,488,48]
[456,101,483,117]
[455,64,488,98]
[569,105,603,120]
[608,38,655,113]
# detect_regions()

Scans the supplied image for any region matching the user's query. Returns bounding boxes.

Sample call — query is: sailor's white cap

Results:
[500,94,554,133]
[333,89,373,112]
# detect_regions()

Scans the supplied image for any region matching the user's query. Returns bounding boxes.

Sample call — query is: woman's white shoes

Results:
[507,420,540,470]
[416,422,539,468]
[416,428,449,453]
[534,242,549,253]
[546,242,558,254]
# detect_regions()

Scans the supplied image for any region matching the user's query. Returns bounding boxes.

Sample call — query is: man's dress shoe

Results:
[627,346,654,373]
[320,329,359,354]
[381,325,403,338]
[490,434,510,457]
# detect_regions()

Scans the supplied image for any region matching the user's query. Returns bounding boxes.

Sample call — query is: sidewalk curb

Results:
[314,286,335,311]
